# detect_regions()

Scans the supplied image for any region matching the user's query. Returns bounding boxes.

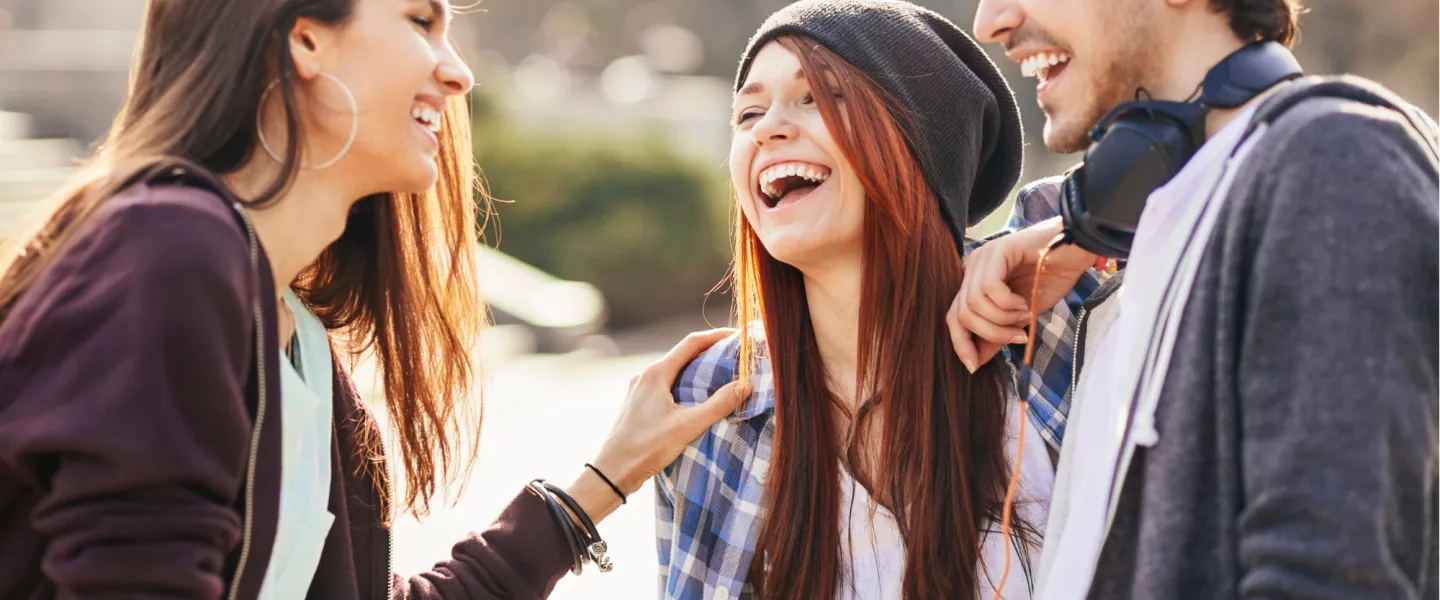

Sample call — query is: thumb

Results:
[683,380,753,428]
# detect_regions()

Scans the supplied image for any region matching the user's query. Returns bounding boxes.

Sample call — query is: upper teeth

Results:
[759,162,830,200]
[1020,52,1070,78]
[412,105,442,132]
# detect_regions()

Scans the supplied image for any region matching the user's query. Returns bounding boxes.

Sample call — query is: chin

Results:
[1042,114,1092,155]
[757,230,853,270]
[393,161,441,194]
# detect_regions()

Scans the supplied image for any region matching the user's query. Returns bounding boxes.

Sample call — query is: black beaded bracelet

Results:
[584,463,627,504]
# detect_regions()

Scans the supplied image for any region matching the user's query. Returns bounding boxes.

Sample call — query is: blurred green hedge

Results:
[471,93,732,329]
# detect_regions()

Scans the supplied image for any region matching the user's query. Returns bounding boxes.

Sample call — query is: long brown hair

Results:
[0,0,483,517]
[734,35,1035,599]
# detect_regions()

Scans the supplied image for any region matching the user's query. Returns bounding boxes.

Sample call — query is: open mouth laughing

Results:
[1019,50,1072,84]
[756,161,832,209]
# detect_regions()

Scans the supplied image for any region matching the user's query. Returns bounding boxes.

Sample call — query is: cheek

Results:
[729,138,758,209]
[840,171,867,230]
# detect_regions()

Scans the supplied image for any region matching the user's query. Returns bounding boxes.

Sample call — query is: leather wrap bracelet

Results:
[527,479,613,574]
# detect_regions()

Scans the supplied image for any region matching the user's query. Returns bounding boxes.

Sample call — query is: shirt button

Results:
[715,587,731,600]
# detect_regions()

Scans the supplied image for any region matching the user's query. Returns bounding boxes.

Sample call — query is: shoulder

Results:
[1008,174,1067,228]
[24,182,256,328]
[671,325,777,417]
[1240,82,1436,188]
[96,182,249,255]
[671,332,741,406]
[1227,89,1437,230]
[57,182,251,282]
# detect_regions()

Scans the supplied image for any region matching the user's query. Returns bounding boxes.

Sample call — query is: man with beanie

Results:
[949,0,1439,598]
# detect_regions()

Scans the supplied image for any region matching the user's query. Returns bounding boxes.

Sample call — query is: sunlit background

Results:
[0,0,1435,597]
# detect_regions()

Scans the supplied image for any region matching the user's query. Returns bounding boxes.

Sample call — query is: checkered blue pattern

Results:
[653,176,1103,599]
[1001,175,1106,451]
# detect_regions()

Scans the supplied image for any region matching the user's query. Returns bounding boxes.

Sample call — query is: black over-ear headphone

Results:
[1057,41,1304,259]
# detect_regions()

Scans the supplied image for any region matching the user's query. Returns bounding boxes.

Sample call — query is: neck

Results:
[800,257,863,401]
[1148,26,1256,139]
[225,156,361,298]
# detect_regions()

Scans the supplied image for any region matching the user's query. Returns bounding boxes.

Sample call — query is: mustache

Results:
[1003,25,1066,54]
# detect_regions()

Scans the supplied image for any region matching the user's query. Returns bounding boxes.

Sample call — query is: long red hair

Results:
[733,35,1035,598]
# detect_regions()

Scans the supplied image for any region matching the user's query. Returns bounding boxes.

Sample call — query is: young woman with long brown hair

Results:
[655,1,1062,598]
[0,0,749,598]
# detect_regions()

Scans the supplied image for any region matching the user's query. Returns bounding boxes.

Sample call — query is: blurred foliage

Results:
[469,90,733,328]
[465,0,1437,186]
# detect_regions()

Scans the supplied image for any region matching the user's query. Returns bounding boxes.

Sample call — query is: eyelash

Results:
[410,16,434,31]
[735,91,843,125]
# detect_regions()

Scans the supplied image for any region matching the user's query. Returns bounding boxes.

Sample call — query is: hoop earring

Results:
[256,72,359,171]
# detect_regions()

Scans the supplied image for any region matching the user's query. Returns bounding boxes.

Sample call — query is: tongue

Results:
[775,183,819,208]
[1043,61,1069,83]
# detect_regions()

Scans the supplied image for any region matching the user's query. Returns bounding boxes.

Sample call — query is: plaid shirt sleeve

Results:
[977,175,1105,453]
[655,334,771,600]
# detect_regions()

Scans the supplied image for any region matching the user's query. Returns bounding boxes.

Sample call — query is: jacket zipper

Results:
[384,444,394,600]
[1068,270,1126,402]
[227,203,268,600]
[1068,306,1088,404]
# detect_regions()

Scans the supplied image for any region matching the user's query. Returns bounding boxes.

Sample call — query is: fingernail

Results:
[963,359,976,374]
[1011,334,1029,344]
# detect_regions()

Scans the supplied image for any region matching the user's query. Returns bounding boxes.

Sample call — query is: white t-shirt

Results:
[837,401,1054,599]
[1035,104,1263,600]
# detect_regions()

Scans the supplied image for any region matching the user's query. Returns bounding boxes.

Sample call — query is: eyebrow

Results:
[735,69,807,97]
[413,0,451,22]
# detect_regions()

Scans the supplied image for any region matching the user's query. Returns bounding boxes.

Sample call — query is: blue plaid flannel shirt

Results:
[654,176,1105,599]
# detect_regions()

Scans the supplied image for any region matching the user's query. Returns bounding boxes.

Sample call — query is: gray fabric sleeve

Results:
[1231,102,1438,599]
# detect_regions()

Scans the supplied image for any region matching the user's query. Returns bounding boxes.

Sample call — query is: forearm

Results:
[395,488,573,600]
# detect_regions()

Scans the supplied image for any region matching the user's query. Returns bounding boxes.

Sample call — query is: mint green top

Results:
[257,289,335,599]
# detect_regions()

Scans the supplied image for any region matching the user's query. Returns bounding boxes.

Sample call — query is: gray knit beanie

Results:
[735,0,1024,236]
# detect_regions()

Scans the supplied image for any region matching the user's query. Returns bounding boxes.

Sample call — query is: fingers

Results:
[969,286,1029,330]
[682,380,753,429]
[953,283,1028,359]
[651,328,738,377]
[982,279,1029,314]
[947,305,980,374]
[975,340,1009,367]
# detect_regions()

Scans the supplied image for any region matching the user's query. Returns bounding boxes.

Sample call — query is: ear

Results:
[287,17,338,81]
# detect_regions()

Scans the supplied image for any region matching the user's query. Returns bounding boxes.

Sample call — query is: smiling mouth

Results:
[1019,51,1072,84]
[757,162,832,208]
[412,104,442,133]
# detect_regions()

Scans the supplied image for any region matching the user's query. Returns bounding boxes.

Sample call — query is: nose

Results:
[749,106,798,148]
[434,42,475,96]
[974,0,1023,45]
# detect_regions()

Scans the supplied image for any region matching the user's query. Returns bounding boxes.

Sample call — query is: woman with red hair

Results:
[654,1,1092,598]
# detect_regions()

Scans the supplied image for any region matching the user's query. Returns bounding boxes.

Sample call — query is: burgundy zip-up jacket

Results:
[0,171,572,599]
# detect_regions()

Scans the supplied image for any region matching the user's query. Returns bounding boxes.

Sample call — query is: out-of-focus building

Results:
[0,0,139,142]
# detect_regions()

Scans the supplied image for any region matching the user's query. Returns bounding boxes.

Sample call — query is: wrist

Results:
[566,469,624,526]
[588,452,645,496]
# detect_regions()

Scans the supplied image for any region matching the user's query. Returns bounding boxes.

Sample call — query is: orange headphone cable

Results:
[992,232,1069,600]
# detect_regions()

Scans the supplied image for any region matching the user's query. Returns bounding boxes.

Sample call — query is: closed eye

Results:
[411,16,434,30]
[735,109,763,126]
